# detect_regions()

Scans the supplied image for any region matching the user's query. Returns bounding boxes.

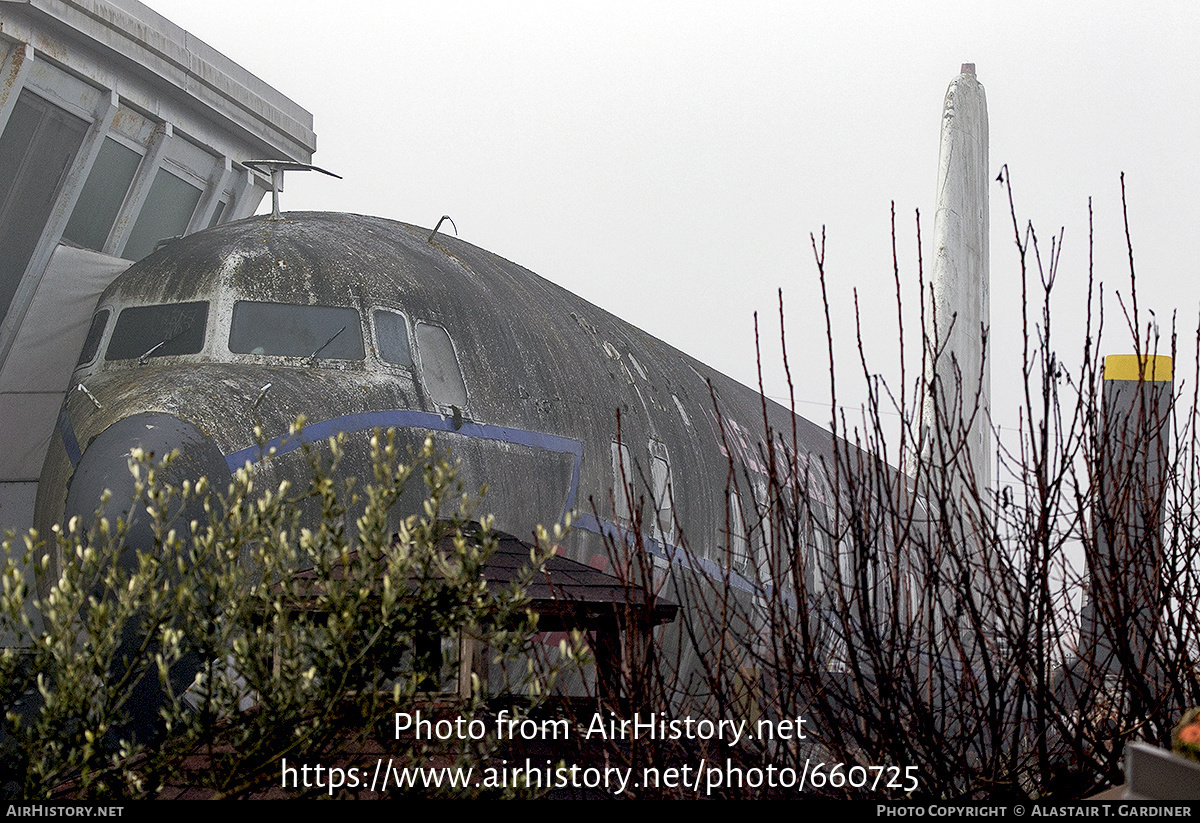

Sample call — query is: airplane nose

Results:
[60,412,229,744]
[64,411,229,571]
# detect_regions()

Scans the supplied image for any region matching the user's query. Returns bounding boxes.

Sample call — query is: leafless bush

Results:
[587,174,1193,800]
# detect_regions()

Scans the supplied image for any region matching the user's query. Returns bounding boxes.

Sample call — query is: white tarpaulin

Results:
[0,243,130,529]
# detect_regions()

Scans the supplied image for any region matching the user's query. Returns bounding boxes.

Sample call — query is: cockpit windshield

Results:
[228,301,365,360]
[105,302,208,361]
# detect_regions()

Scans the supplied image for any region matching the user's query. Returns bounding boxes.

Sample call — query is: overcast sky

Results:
[147,0,1200,466]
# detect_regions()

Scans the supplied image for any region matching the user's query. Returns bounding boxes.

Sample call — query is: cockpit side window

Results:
[229,301,365,360]
[105,302,208,361]
[77,308,111,367]
[372,309,413,368]
[415,322,467,409]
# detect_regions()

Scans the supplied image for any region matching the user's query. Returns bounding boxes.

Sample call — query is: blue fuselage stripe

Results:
[57,408,83,468]
[220,410,759,594]
[223,409,584,515]
[571,512,760,596]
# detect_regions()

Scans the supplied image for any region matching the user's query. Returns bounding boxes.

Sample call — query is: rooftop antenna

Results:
[243,160,342,218]
[428,215,458,244]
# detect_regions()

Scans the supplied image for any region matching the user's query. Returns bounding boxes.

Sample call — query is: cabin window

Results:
[372,309,414,368]
[76,308,111,367]
[415,322,467,408]
[806,518,825,597]
[229,302,365,360]
[728,486,749,572]
[611,441,632,524]
[752,478,771,571]
[649,440,674,547]
[105,302,208,361]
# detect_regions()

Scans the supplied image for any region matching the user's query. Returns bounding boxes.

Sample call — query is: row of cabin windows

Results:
[77,300,468,409]
[608,435,883,620]
[610,445,830,586]
[610,433,772,570]
[610,440,676,549]
[609,436,774,567]
[726,482,776,576]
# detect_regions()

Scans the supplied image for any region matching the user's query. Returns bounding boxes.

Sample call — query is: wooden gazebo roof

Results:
[478,526,678,631]
[288,521,679,632]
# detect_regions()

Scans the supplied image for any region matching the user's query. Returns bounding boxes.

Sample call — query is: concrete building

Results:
[0,0,314,533]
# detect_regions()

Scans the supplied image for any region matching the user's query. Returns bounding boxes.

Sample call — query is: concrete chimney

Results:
[924,64,991,500]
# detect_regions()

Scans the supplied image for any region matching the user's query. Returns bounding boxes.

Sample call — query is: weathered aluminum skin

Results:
[35,212,845,680]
